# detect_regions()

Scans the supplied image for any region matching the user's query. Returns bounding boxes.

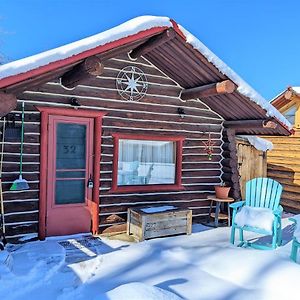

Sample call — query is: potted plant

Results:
[214,181,231,199]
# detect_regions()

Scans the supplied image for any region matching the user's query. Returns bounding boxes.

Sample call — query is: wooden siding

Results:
[236,138,267,199]
[265,130,300,213]
[2,53,224,242]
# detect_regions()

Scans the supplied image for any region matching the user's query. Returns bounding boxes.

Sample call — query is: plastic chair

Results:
[289,216,300,262]
[230,178,283,250]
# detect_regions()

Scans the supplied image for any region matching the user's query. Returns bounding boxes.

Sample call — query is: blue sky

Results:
[0,0,299,100]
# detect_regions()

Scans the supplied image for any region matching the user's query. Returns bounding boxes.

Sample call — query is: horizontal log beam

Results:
[284,89,300,101]
[224,119,277,130]
[0,91,17,116]
[129,29,176,59]
[284,89,294,100]
[181,80,236,100]
[61,56,104,89]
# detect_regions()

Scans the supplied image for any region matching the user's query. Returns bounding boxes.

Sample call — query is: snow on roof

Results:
[238,135,273,152]
[0,15,292,131]
[178,25,292,131]
[271,86,300,104]
[291,87,300,94]
[141,206,176,213]
[0,16,172,80]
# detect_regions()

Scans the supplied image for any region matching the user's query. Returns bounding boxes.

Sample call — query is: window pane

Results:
[118,139,176,186]
[55,180,85,204]
[283,105,296,125]
[56,123,86,169]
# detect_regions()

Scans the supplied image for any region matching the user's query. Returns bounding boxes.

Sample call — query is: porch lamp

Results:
[177,107,185,118]
[70,97,81,107]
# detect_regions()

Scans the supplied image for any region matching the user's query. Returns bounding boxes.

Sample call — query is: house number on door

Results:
[63,145,76,154]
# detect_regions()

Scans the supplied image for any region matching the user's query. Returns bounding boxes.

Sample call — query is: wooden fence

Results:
[236,137,267,199]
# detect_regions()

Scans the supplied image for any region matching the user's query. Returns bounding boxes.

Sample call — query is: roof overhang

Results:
[0,16,292,136]
[271,86,300,110]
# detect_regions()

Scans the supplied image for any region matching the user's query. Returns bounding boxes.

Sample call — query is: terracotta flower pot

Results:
[214,186,231,199]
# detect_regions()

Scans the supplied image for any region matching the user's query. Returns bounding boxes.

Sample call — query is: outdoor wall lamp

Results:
[70,97,81,107]
[177,107,185,118]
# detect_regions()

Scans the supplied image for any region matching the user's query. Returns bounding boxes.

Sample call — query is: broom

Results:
[10,101,29,191]
[0,117,7,248]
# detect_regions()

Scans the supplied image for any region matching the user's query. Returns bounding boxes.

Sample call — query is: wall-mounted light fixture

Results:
[70,97,81,107]
[177,107,185,118]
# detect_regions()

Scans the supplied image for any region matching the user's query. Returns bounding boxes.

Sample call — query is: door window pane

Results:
[55,123,87,205]
[56,123,86,169]
[55,180,85,204]
[118,139,176,186]
[56,171,86,178]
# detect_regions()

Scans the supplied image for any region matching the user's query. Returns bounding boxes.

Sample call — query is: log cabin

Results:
[265,87,300,213]
[0,16,292,243]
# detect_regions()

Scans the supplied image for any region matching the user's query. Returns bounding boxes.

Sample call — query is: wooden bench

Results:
[127,205,192,242]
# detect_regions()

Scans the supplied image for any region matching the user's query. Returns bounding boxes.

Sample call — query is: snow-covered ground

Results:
[0,218,299,300]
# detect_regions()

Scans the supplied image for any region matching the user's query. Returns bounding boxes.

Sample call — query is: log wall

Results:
[2,53,224,242]
[265,130,300,212]
[221,129,241,200]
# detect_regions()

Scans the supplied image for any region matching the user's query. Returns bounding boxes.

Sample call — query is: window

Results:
[111,134,184,193]
[118,139,175,185]
[283,105,297,125]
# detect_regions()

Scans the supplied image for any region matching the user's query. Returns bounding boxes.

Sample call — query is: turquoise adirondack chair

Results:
[230,178,283,250]
[289,216,300,262]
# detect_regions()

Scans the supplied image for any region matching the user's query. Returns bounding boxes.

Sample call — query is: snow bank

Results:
[0,220,299,300]
[0,16,291,131]
[0,250,9,264]
[107,282,183,300]
[141,206,176,213]
[18,233,38,242]
[0,240,66,299]
[238,135,273,151]
[235,206,275,233]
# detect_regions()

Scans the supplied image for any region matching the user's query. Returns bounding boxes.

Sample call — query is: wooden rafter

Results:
[61,56,104,89]
[224,119,277,130]
[129,29,176,59]
[180,80,236,101]
[0,91,17,116]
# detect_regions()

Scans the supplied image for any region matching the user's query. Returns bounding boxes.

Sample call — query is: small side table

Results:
[207,196,234,227]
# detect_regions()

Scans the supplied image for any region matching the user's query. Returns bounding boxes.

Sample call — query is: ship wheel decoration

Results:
[116,66,148,101]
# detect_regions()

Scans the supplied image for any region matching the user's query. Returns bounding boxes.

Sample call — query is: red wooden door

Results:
[46,115,94,237]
